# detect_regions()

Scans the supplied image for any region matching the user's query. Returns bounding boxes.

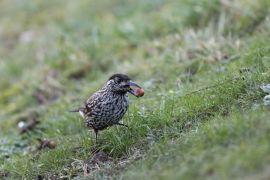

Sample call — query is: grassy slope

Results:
[0,0,270,179]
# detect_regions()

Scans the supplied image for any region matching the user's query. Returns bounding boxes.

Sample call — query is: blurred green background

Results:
[1,0,270,179]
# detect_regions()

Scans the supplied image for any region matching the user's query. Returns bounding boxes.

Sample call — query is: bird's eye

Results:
[115,78,121,84]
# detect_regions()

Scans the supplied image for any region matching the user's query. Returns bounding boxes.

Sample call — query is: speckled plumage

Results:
[71,74,141,143]
[81,80,129,130]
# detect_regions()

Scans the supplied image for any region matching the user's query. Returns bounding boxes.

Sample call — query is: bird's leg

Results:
[116,123,129,128]
[94,129,98,144]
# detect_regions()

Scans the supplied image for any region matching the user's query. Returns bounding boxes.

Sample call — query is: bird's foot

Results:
[116,123,129,128]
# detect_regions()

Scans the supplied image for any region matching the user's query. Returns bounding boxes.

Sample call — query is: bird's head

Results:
[107,73,142,97]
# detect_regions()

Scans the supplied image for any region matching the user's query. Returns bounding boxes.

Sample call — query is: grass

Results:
[1,0,270,179]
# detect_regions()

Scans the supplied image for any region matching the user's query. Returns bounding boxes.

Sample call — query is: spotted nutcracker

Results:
[70,74,144,143]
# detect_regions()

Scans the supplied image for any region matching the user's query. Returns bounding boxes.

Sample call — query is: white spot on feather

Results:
[79,111,85,118]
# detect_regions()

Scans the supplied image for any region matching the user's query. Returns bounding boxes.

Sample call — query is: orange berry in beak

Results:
[135,88,144,97]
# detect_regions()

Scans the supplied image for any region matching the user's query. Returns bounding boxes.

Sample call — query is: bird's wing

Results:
[82,91,103,116]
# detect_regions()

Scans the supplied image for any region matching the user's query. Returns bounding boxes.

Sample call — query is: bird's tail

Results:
[68,109,80,112]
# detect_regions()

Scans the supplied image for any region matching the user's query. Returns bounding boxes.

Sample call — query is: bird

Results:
[70,73,143,143]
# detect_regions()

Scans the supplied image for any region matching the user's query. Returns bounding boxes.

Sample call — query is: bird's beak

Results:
[128,81,141,97]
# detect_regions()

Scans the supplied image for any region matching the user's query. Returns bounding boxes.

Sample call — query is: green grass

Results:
[1,0,270,179]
